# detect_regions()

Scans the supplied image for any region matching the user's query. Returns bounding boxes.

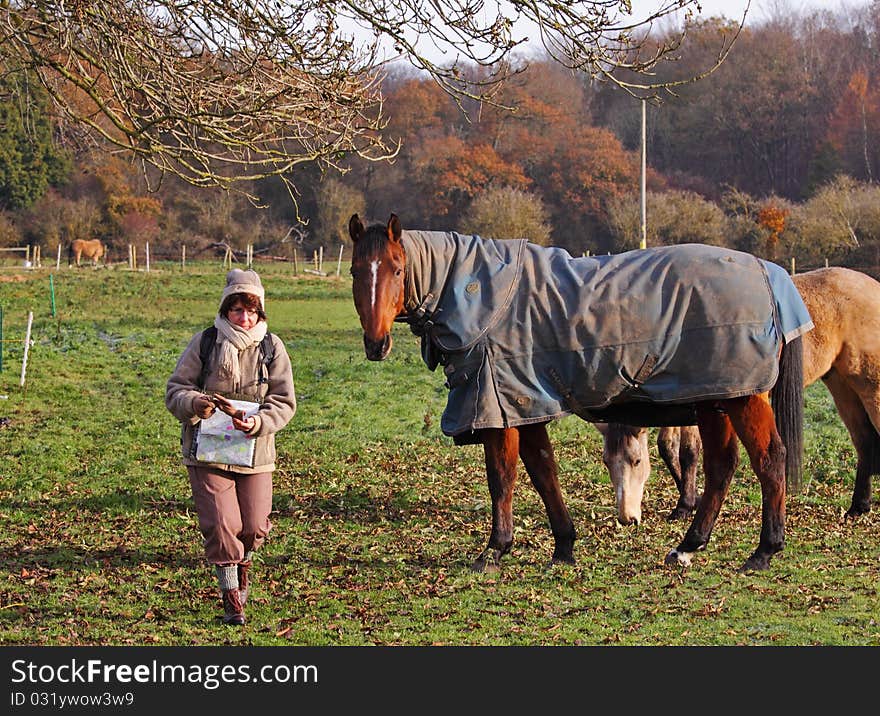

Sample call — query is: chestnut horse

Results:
[603,266,880,526]
[349,213,807,572]
[69,238,105,267]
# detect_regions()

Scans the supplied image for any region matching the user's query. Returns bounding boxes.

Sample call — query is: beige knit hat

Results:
[220,268,265,310]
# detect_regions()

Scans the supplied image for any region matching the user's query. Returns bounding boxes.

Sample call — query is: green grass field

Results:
[0,262,878,645]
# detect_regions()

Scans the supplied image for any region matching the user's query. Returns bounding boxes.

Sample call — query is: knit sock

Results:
[215,565,239,592]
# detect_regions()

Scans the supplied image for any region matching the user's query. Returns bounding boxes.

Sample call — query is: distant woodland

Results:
[3,4,880,271]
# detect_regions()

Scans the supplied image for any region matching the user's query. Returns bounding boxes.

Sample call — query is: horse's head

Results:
[349,212,406,361]
[596,423,650,526]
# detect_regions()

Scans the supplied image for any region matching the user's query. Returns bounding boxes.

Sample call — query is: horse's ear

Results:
[349,214,365,243]
[387,213,402,243]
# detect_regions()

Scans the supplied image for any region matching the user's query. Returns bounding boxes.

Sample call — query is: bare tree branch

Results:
[0,1,749,203]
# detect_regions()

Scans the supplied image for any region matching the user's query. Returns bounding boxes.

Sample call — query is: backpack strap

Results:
[197,326,218,389]
[257,332,275,385]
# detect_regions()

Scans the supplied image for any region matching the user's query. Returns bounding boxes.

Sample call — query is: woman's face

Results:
[227,301,260,330]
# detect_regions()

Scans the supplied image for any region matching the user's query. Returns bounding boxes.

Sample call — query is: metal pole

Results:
[50,274,56,317]
[640,99,647,250]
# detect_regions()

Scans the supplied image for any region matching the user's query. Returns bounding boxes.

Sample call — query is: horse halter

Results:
[395,292,439,338]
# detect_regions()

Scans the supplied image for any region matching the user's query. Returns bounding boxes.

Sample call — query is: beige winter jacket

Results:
[165,328,296,473]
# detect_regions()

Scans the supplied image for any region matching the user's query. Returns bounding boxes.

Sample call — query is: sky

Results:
[364,1,864,67]
[628,0,858,24]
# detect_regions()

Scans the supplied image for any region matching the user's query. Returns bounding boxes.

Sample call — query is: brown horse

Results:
[69,238,105,267]
[604,266,880,526]
[349,213,808,572]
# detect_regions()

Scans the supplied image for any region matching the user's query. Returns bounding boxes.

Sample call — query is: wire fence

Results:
[4,241,880,281]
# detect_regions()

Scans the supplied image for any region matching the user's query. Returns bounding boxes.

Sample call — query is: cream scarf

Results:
[213,315,268,381]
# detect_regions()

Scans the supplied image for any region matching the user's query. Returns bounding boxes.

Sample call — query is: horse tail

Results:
[67,241,74,265]
[770,335,804,494]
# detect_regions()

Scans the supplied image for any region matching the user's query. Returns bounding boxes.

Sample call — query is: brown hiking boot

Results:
[237,561,251,606]
[221,588,245,626]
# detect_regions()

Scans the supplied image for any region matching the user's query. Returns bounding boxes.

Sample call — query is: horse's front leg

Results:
[658,426,702,521]
[474,428,519,573]
[672,426,703,520]
[517,422,577,566]
[657,425,683,493]
[665,405,738,568]
[728,395,787,571]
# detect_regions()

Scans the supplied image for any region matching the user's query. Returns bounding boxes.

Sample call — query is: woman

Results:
[166,268,296,626]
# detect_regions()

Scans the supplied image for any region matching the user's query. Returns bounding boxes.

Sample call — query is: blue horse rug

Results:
[398,231,814,441]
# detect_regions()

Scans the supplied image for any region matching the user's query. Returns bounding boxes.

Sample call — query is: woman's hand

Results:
[193,395,215,419]
[213,394,256,434]
[231,414,256,435]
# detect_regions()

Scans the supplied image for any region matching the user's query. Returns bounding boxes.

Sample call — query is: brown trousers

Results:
[187,466,272,565]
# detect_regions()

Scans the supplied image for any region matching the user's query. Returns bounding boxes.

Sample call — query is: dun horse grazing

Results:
[596,423,702,525]
[69,238,105,267]
[349,213,812,572]
[603,266,880,526]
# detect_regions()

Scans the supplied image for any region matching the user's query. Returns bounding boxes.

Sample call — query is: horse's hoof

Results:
[549,555,576,567]
[666,507,694,522]
[471,550,502,573]
[738,554,771,572]
[845,504,870,520]
[472,560,500,574]
[664,549,693,568]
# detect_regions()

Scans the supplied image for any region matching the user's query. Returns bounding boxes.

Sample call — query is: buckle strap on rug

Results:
[398,292,437,337]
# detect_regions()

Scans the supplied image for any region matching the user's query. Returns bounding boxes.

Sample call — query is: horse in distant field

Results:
[349,212,812,572]
[602,266,880,527]
[69,239,105,267]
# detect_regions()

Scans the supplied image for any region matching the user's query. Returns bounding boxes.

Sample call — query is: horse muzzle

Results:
[364,333,392,361]
[617,513,641,527]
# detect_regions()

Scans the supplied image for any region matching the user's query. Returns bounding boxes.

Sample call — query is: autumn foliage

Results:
[758,203,790,258]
